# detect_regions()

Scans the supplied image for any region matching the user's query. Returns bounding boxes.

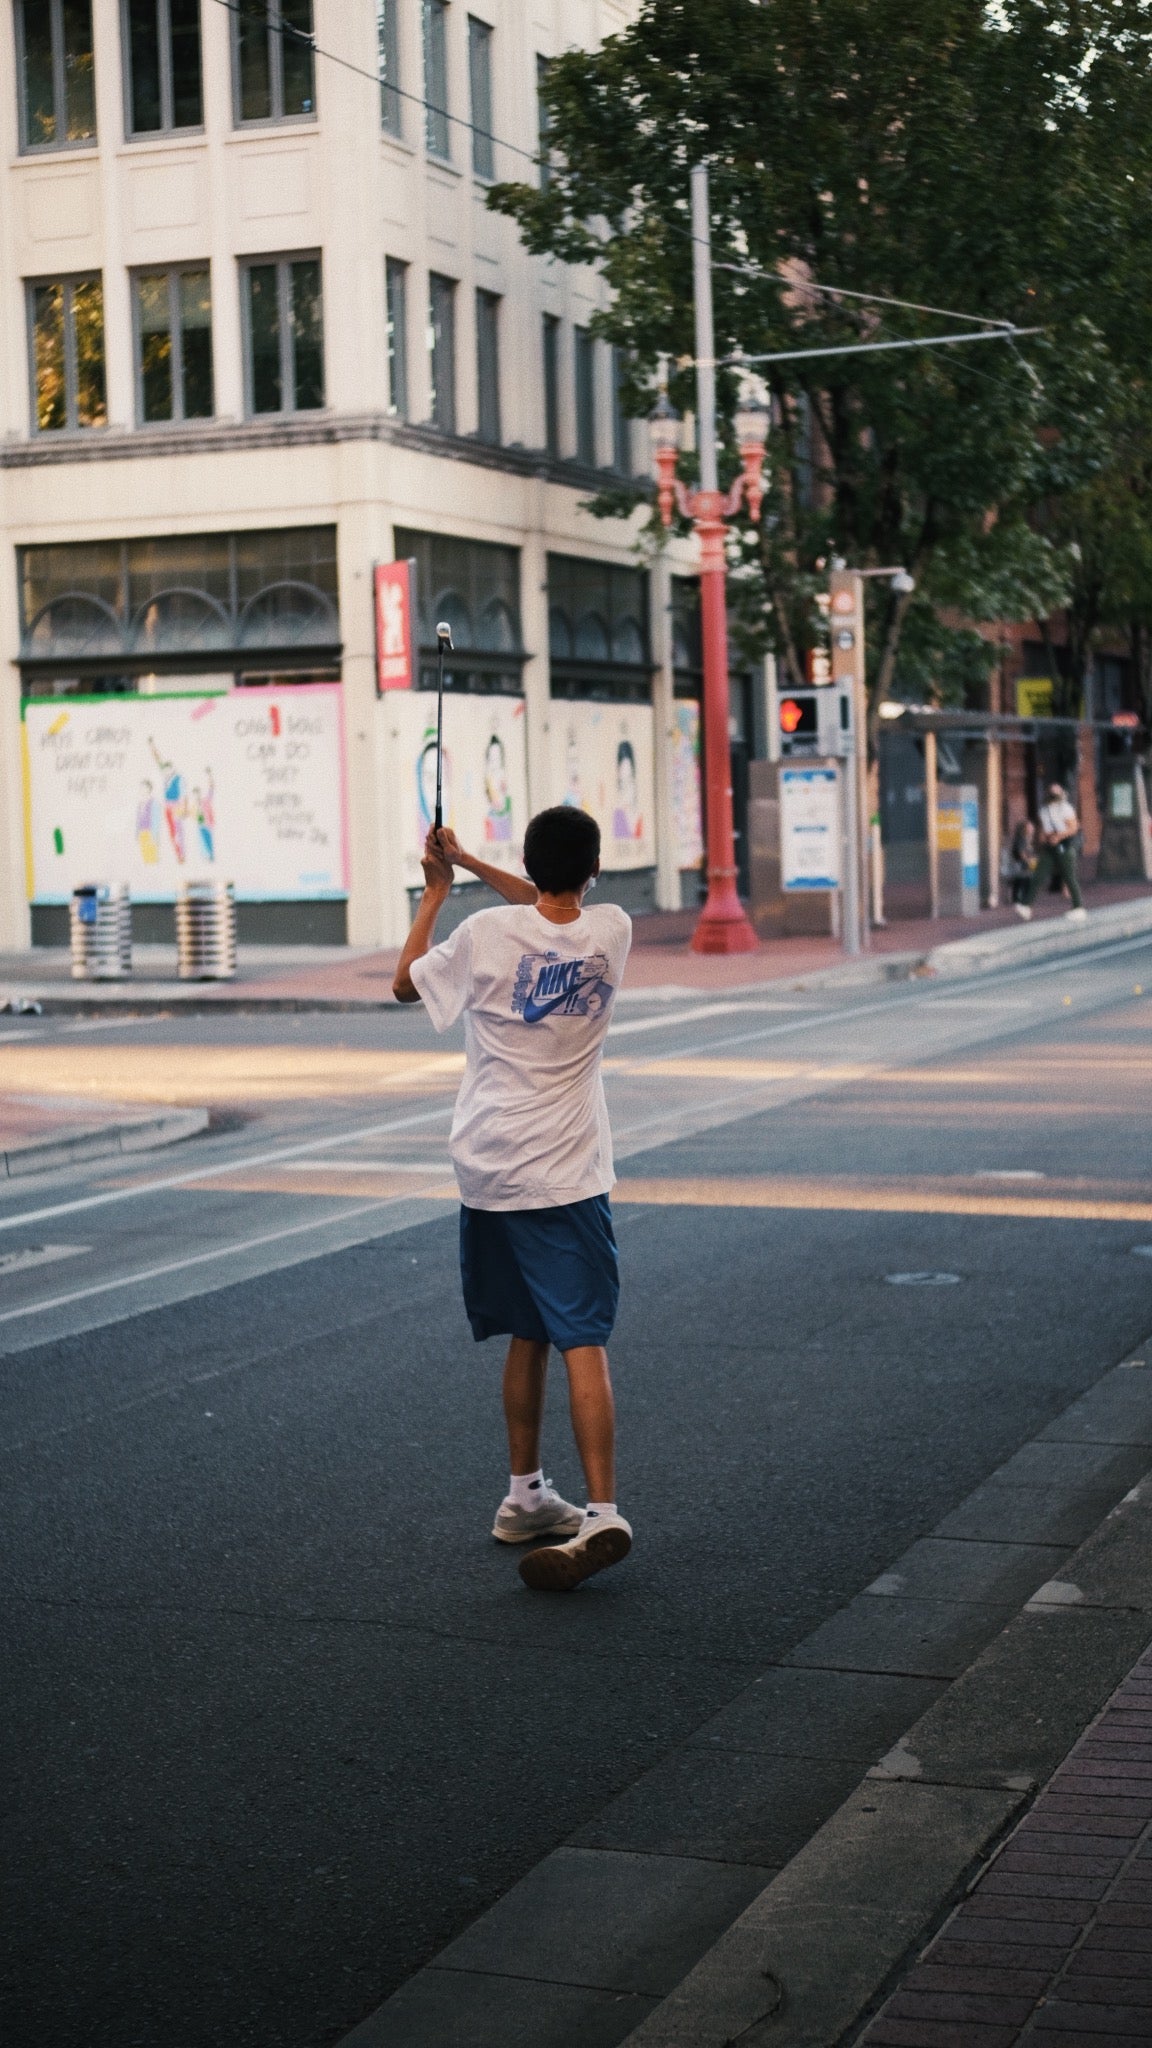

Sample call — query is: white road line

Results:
[277,1159,448,1173]
[608,999,806,1037]
[0,1194,417,1325]
[0,1103,453,1236]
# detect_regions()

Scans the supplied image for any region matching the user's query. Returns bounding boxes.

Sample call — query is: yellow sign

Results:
[937,802,962,851]
[1016,676,1053,718]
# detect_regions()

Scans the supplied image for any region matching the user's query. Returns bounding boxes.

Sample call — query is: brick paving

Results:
[860,1644,1152,2047]
[1,876,1148,1004]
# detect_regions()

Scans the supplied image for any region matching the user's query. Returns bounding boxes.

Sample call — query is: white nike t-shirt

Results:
[410,900,632,1211]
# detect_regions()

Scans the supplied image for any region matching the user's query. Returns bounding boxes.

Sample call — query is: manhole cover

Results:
[885,1271,962,1287]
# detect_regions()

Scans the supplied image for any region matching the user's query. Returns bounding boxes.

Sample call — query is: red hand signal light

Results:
[779,698,805,734]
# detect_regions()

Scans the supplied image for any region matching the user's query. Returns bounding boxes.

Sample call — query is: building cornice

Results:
[0,413,642,497]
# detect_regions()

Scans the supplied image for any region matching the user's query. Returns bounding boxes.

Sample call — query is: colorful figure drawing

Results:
[483,733,513,842]
[192,769,216,862]
[149,738,187,863]
[612,739,643,841]
[562,727,585,809]
[135,780,160,864]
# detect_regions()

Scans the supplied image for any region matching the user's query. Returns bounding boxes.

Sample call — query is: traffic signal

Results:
[779,691,818,743]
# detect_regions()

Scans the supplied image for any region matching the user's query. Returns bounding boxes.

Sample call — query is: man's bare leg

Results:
[502,1336,550,1475]
[561,1345,616,1503]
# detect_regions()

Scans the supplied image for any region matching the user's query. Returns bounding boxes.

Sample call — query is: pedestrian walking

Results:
[1014,782,1087,922]
[392,806,634,1591]
[1003,816,1037,906]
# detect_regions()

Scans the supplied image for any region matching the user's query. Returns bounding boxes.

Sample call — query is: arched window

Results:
[132,588,231,652]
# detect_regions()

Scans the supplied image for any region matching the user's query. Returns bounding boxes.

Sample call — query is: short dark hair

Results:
[523,805,601,893]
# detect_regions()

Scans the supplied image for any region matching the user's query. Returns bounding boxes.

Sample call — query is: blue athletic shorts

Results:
[459,1194,619,1351]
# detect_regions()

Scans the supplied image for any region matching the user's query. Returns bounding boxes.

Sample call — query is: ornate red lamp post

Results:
[649,165,767,953]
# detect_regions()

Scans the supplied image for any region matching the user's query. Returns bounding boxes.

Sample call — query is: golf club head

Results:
[436,622,454,650]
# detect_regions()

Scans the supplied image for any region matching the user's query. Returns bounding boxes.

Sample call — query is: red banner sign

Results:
[374,559,416,692]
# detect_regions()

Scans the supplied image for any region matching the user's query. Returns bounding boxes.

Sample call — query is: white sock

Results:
[508,1470,547,1509]
[583,1501,617,1522]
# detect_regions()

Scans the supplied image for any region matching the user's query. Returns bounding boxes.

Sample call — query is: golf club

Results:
[434,621,453,832]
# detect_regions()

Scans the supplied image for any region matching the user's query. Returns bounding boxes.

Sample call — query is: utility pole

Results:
[685,164,759,953]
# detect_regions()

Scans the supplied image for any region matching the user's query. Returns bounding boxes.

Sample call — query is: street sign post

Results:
[829,568,866,954]
[780,764,842,891]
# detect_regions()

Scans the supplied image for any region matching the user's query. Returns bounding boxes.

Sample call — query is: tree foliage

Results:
[492,0,1152,733]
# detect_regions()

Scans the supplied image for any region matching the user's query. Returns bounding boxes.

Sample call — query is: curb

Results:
[349,1353,1152,2048]
[619,1410,1152,2046]
[925,892,1152,979]
[1,1106,209,1178]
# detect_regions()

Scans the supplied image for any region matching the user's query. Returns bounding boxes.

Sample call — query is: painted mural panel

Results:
[23,685,348,902]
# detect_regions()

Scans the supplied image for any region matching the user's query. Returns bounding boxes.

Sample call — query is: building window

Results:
[16,0,96,150]
[234,0,314,123]
[542,312,560,456]
[574,326,596,466]
[378,0,401,134]
[475,289,500,444]
[423,0,449,157]
[125,0,202,134]
[386,258,409,419]
[536,53,551,189]
[134,268,212,424]
[18,527,340,689]
[547,554,650,702]
[611,346,632,475]
[468,15,493,177]
[29,275,106,433]
[394,529,524,695]
[428,272,456,433]
[243,256,324,414]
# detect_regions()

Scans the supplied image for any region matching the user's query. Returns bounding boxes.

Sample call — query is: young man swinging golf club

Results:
[393,802,633,1591]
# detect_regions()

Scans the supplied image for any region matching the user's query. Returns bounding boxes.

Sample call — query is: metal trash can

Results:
[175,879,236,980]
[70,883,132,980]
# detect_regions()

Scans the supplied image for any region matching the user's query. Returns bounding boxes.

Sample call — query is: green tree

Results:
[493,0,1152,744]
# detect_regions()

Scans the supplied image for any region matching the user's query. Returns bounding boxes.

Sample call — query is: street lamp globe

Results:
[648,391,683,529]
[732,381,770,524]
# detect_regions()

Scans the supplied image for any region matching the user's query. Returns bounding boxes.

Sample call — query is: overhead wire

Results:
[209,2,1038,364]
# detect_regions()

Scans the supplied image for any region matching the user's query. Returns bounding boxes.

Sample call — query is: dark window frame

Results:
[15,0,96,153]
[385,257,409,419]
[394,526,525,696]
[467,13,493,178]
[132,263,214,425]
[428,271,457,433]
[542,311,560,456]
[122,0,203,137]
[547,552,652,703]
[536,52,551,189]
[611,345,632,476]
[475,287,500,444]
[231,0,315,126]
[240,252,325,417]
[378,0,402,134]
[27,271,106,434]
[574,324,596,466]
[423,0,450,159]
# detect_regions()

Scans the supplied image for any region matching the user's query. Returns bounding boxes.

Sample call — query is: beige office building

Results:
[0,0,731,952]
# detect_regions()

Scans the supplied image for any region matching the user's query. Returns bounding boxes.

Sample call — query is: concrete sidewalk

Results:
[2,879,1150,1010]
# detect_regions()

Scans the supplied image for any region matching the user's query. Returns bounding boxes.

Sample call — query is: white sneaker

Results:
[492,1484,583,1544]
[1065,906,1088,923]
[518,1510,632,1591]
[1014,903,1033,921]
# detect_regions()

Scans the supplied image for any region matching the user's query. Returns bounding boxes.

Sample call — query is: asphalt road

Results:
[5,937,1152,2047]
